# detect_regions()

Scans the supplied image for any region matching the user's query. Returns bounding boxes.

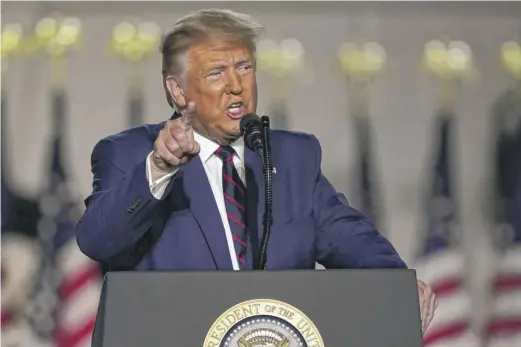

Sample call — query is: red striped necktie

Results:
[215,146,248,268]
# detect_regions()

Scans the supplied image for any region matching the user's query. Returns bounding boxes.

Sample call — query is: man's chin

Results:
[228,132,242,141]
[223,129,242,143]
[217,119,245,143]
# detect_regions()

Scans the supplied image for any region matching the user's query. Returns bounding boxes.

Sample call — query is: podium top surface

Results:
[94,269,422,347]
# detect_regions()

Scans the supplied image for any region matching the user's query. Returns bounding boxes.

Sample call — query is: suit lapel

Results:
[181,157,233,270]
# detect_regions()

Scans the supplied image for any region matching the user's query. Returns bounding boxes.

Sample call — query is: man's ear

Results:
[165,75,186,109]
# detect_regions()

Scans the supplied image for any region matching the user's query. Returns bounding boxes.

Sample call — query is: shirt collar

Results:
[194,131,245,165]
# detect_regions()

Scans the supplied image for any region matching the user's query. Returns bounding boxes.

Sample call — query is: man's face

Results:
[173,38,258,144]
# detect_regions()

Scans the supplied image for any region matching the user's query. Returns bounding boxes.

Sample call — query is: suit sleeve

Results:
[310,136,407,269]
[76,139,175,263]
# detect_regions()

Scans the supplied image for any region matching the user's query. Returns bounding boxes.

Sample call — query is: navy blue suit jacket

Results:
[76,121,406,271]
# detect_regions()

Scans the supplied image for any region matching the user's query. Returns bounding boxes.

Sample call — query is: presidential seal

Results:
[203,299,323,347]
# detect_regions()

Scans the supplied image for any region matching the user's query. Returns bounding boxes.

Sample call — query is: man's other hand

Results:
[418,279,437,334]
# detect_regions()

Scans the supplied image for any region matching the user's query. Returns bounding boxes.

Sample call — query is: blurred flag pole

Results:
[109,19,160,128]
[414,39,480,347]
[484,40,521,347]
[337,40,386,226]
[256,38,309,130]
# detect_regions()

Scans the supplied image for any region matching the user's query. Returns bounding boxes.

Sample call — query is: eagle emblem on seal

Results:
[237,328,290,347]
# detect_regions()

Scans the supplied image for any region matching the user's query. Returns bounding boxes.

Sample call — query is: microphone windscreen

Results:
[240,113,261,134]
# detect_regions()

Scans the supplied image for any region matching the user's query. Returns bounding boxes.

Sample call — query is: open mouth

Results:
[226,101,245,119]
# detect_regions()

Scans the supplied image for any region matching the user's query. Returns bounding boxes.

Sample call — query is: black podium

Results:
[92,270,423,347]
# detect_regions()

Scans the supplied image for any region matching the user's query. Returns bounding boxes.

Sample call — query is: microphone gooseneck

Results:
[258,115,273,270]
[240,114,273,270]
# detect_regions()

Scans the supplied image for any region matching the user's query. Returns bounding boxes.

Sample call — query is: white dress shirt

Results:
[145,132,245,270]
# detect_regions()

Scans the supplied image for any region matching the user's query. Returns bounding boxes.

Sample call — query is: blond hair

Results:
[160,9,263,108]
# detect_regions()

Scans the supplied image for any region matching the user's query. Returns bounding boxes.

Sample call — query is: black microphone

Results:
[240,113,264,157]
[240,113,273,270]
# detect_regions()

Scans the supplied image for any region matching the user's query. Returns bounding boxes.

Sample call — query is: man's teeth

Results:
[228,107,242,113]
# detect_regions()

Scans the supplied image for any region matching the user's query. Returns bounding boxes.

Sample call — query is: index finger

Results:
[180,101,196,126]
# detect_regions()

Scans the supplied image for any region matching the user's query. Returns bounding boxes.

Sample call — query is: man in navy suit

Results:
[76,9,436,332]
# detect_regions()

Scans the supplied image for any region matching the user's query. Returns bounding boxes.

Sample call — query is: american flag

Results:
[414,110,479,347]
[1,181,42,346]
[485,89,521,347]
[1,90,43,346]
[28,89,102,347]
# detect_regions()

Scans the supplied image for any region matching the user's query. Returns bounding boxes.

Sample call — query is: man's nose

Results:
[225,71,243,95]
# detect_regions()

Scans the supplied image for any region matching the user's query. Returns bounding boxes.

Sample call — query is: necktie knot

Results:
[215,146,235,162]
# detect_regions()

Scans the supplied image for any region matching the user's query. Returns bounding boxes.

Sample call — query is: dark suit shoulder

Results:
[91,122,165,169]
[270,129,321,156]
[97,122,165,148]
[269,129,322,177]
[270,129,319,146]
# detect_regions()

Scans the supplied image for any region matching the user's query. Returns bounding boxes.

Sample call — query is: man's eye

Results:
[208,71,222,77]
[238,65,253,72]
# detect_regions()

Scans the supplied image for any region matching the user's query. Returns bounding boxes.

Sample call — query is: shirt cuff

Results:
[146,152,178,199]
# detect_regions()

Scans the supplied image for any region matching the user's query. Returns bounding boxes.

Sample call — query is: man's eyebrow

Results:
[199,63,227,75]
[237,57,254,64]
[207,64,227,70]
[203,59,252,71]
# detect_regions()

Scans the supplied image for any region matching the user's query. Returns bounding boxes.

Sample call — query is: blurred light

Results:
[111,19,161,61]
[501,41,521,78]
[449,41,472,58]
[280,38,304,59]
[35,17,58,41]
[423,39,474,78]
[278,39,304,73]
[113,22,136,44]
[338,42,367,76]
[257,38,308,80]
[1,23,23,57]
[257,39,280,72]
[56,17,81,46]
[424,40,447,64]
[424,40,449,76]
[425,40,445,52]
[364,41,386,72]
[447,41,472,72]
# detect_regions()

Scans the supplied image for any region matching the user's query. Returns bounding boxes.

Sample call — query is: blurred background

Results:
[1,1,520,347]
